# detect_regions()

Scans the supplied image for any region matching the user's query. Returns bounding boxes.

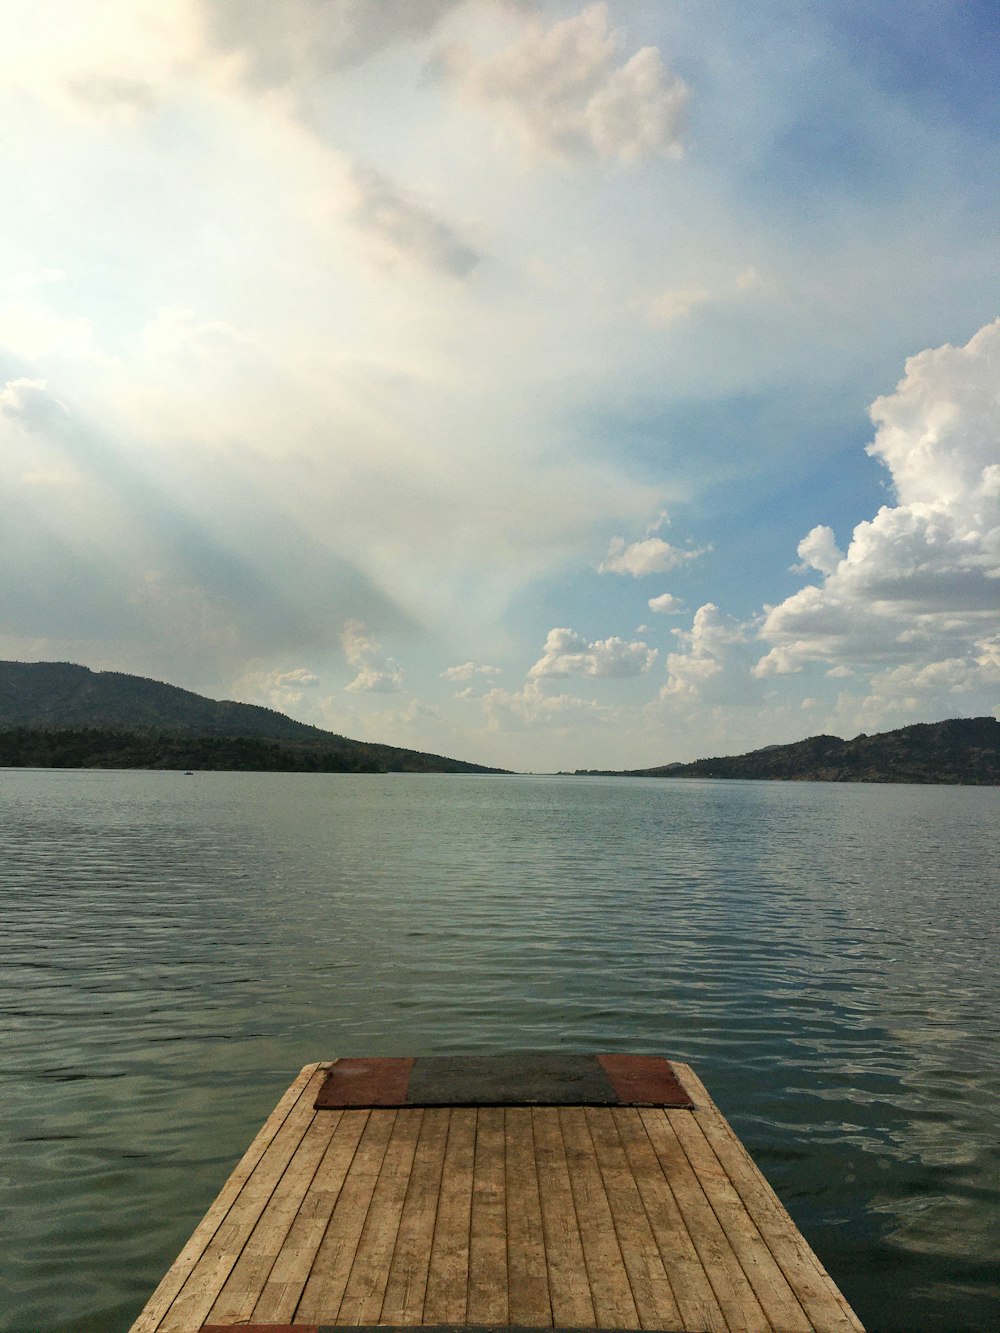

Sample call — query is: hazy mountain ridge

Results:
[577,717,1000,784]
[0,661,504,774]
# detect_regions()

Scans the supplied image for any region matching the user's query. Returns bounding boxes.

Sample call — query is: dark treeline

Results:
[0,727,495,775]
[576,717,1000,785]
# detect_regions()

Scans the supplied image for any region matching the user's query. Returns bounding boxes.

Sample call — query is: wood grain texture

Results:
[421,1107,475,1325]
[130,1061,865,1333]
[294,1110,398,1321]
[379,1108,450,1325]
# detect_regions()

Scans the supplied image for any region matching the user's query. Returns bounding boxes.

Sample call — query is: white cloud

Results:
[759,320,1000,687]
[528,626,657,679]
[441,660,502,681]
[341,619,405,693]
[232,665,320,709]
[663,603,758,703]
[441,2,688,165]
[793,524,844,576]
[471,678,612,734]
[648,592,684,614]
[599,535,707,576]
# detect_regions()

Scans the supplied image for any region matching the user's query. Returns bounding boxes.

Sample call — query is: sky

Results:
[1,0,998,771]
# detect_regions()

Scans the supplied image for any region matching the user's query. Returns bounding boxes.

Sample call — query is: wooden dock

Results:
[129,1055,864,1333]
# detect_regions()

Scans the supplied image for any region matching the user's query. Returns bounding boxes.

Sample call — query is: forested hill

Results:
[0,660,505,774]
[579,717,1000,785]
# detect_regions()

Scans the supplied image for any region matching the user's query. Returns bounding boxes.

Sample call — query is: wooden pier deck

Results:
[130,1056,864,1333]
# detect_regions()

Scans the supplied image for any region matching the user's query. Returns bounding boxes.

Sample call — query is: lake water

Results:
[1,769,998,1333]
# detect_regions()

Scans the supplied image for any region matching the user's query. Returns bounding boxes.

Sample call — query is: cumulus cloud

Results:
[233,665,320,709]
[341,619,405,693]
[347,164,481,278]
[663,603,759,703]
[599,535,707,576]
[758,320,1000,686]
[793,524,844,576]
[648,592,684,614]
[469,678,612,734]
[441,660,502,681]
[528,626,657,678]
[440,2,688,165]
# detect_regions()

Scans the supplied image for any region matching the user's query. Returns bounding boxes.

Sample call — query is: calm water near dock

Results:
[2,768,999,1333]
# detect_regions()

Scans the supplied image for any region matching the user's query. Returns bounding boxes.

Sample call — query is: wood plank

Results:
[295,1109,398,1321]
[639,1108,772,1333]
[669,1109,812,1332]
[467,1106,508,1325]
[250,1109,370,1324]
[207,1110,343,1325]
[504,1107,552,1328]
[422,1107,476,1325]
[379,1107,451,1325]
[337,1110,424,1324]
[129,1062,326,1333]
[672,1065,864,1333]
[559,1106,640,1328]
[532,1108,596,1328]
[611,1107,728,1333]
[585,1107,683,1330]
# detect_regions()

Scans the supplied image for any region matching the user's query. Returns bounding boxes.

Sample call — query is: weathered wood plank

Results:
[585,1107,683,1330]
[467,1106,508,1325]
[669,1109,812,1332]
[295,1109,398,1321]
[611,1106,728,1333]
[129,1062,326,1333]
[673,1064,864,1333]
[337,1109,424,1324]
[249,1109,370,1324]
[560,1106,640,1328]
[379,1107,451,1325]
[207,1109,343,1325]
[640,1107,772,1333]
[422,1107,476,1325]
[504,1107,552,1328]
[532,1108,596,1328]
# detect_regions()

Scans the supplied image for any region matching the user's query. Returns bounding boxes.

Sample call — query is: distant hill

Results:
[0,660,505,774]
[577,717,1000,785]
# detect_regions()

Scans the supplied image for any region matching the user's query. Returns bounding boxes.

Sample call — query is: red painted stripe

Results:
[314,1056,415,1108]
[597,1053,694,1107]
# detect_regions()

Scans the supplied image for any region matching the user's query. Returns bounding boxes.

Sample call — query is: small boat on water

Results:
[130,1053,864,1332]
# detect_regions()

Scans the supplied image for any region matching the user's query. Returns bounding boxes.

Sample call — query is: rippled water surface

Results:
[2,770,999,1332]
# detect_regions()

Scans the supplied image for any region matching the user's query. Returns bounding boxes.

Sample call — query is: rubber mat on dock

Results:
[313,1052,694,1109]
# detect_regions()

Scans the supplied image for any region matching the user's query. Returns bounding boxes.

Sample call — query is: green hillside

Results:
[0,661,505,774]
[577,717,1000,785]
